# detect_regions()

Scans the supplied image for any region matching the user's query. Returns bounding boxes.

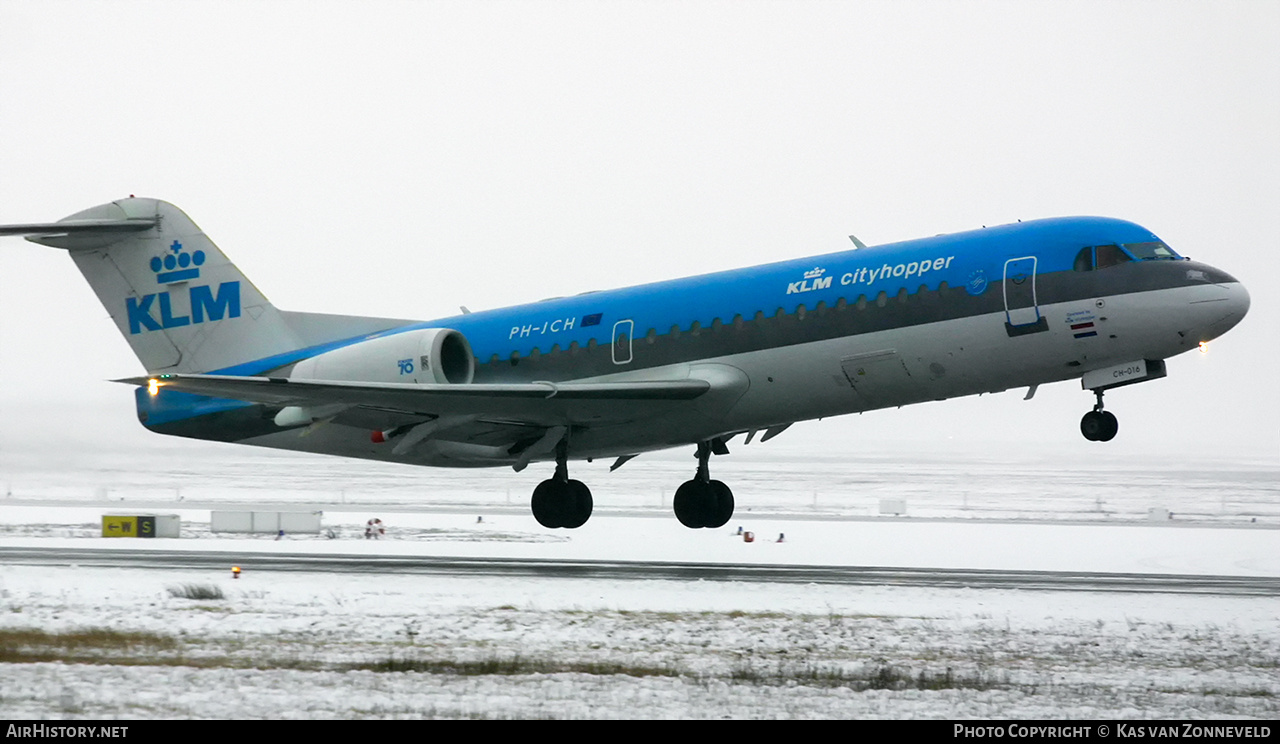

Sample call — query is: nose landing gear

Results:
[1080,390,1119,442]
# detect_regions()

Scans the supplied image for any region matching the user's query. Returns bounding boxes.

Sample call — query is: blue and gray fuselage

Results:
[135,215,1249,466]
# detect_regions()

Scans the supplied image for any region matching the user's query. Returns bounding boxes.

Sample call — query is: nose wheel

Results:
[1080,390,1119,442]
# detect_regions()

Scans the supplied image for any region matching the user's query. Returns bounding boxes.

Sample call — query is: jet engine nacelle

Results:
[290,328,475,385]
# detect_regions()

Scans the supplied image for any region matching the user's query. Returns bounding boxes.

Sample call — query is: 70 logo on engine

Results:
[397,358,414,375]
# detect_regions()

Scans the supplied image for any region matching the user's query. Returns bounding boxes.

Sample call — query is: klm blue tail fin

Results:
[3,197,303,374]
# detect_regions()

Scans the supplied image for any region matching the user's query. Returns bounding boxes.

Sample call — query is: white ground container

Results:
[211,510,323,534]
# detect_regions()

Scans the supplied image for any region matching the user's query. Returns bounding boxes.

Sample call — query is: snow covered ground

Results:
[1,505,1278,719]
[0,443,1277,719]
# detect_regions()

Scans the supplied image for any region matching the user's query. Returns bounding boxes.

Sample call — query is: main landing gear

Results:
[527,438,736,530]
[1080,389,1119,442]
[672,441,735,529]
[530,441,593,529]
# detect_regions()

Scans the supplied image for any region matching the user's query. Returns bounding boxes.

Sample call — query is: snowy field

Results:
[0,442,1278,719]
[4,439,1279,525]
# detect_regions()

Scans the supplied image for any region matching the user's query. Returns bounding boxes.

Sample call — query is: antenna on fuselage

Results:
[847,234,867,250]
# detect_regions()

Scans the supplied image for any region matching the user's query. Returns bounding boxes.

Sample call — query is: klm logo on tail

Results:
[152,240,205,283]
[126,240,241,334]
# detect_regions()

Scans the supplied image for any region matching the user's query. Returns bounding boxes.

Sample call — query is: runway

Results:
[3,546,1277,596]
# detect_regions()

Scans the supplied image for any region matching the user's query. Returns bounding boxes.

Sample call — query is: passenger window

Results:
[1073,247,1093,272]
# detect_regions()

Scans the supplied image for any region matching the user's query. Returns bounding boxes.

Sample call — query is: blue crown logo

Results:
[150,240,206,284]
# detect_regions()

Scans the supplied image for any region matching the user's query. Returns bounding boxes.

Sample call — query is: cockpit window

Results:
[1124,241,1182,260]
[1074,242,1179,272]
[1094,245,1132,268]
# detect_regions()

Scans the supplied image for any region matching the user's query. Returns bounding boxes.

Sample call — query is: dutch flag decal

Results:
[1072,321,1097,339]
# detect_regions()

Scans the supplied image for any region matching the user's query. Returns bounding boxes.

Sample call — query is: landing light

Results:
[1199,341,1209,354]
[147,378,161,396]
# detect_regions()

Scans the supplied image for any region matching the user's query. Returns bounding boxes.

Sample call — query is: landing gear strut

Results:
[530,440,593,528]
[1080,390,1119,442]
[672,441,735,529]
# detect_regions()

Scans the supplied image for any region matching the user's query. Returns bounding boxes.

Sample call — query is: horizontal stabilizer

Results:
[118,374,712,426]
[0,218,158,244]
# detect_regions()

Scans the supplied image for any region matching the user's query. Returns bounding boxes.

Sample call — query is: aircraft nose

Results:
[1224,278,1250,328]
[1194,274,1250,341]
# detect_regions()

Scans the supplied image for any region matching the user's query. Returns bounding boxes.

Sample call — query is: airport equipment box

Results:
[211,510,323,534]
[879,499,907,516]
[102,515,180,538]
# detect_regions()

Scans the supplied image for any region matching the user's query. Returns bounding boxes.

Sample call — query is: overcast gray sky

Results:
[1,0,1276,463]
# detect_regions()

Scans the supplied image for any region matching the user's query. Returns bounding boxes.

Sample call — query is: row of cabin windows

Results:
[500,244,1182,364]
[489,281,953,365]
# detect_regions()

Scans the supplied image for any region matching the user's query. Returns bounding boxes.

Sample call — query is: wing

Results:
[120,373,716,466]
[120,373,710,427]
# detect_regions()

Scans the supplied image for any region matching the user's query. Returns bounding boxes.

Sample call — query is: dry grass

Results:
[0,628,178,664]
[345,655,683,678]
[728,658,1009,690]
[166,583,225,600]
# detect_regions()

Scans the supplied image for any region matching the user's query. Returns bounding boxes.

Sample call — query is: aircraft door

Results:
[612,319,634,365]
[1003,256,1046,335]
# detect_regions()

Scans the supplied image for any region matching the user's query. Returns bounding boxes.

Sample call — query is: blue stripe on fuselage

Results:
[406,215,1160,362]
[224,216,1160,373]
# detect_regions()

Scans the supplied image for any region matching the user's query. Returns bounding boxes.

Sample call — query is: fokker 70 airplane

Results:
[0,198,1249,529]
